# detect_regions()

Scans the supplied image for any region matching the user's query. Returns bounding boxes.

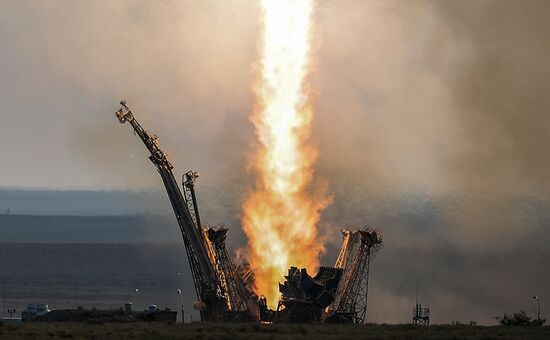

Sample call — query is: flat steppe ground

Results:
[0,322,549,340]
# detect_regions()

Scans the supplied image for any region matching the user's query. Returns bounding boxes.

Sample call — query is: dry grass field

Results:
[0,322,549,340]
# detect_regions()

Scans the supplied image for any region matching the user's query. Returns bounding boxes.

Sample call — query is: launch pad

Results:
[114,101,382,323]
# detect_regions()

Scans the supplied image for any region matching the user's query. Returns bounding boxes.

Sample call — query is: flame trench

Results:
[242,0,330,308]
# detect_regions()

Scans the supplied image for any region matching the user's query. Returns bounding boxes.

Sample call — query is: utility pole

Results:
[533,296,541,322]
[2,276,6,318]
[75,278,79,307]
[177,289,185,323]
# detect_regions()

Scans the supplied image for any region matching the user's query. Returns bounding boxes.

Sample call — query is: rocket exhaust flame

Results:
[242,0,330,308]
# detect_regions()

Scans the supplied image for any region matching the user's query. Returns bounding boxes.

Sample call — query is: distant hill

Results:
[0,189,169,216]
[0,214,180,243]
[0,188,245,244]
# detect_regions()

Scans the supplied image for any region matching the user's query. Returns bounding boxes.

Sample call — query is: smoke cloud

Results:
[0,0,549,324]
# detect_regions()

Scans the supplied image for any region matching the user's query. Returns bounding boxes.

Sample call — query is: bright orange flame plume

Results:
[242,0,330,308]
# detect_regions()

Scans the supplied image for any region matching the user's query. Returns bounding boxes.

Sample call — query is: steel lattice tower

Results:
[328,228,382,324]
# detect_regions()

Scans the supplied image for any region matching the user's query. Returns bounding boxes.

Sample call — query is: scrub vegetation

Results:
[0,322,549,340]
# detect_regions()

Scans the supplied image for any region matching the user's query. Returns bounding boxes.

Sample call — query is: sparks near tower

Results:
[242,0,331,308]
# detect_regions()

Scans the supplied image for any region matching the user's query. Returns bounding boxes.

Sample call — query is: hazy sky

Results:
[1,0,548,193]
[1,0,549,325]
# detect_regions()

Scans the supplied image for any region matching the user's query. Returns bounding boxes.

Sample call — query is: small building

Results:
[21,304,50,321]
[22,303,176,323]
